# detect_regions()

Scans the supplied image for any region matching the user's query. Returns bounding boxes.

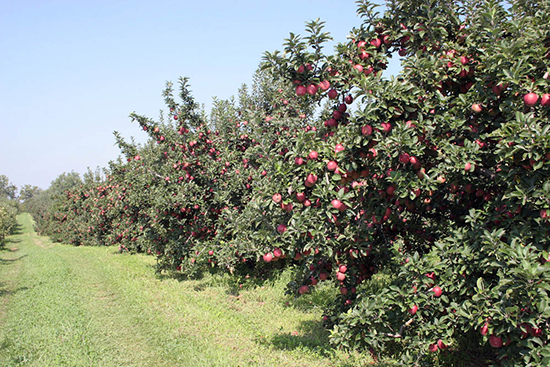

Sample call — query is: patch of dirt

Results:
[33,238,53,249]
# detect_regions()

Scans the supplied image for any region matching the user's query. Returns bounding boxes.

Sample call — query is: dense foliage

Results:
[0,175,18,244]
[26,0,550,365]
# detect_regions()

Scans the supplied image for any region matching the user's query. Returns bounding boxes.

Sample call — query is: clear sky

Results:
[0,0,397,191]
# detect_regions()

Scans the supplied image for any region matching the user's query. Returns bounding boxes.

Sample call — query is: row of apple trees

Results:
[0,175,19,244]
[30,0,550,365]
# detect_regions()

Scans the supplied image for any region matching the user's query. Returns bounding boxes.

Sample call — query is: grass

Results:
[0,214,375,366]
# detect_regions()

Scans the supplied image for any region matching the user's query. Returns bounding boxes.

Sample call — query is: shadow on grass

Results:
[0,254,28,265]
[152,262,292,295]
[0,283,30,297]
[10,223,23,236]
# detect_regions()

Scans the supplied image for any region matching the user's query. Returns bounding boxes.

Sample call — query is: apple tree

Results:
[260,0,550,364]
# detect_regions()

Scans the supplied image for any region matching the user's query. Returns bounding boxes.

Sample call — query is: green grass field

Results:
[0,214,377,366]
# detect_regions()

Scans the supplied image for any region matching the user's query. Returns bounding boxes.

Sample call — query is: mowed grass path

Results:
[0,214,371,367]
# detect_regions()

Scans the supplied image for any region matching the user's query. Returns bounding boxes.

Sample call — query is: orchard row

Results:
[29,1,550,365]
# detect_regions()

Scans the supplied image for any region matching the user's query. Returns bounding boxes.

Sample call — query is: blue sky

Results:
[0,0,397,190]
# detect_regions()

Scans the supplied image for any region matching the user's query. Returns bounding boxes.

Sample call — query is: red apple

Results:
[263,253,273,262]
[318,80,330,91]
[541,93,550,107]
[489,335,503,348]
[296,85,306,96]
[272,193,282,203]
[381,122,392,132]
[428,343,438,352]
[345,95,353,104]
[327,161,338,171]
[277,224,287,234]
[273,248,282,258]
[328,89,338,99]
[336,272,346,281]
[409,305,418,315]
[296,192,306,203]
[298,285,309,295]
[432,286,442,297]
[399,153,410,164]
[524,92,539,106]
[339,265,347,273]
[295,157,305,165]
[480,322,489,336]
[308,151,318,160]
[306,84,318,95]
[471,103,483,113]
[465,162,472,171]
[361,125,373,136]
[335,144,345,153]
[331,199,345,211]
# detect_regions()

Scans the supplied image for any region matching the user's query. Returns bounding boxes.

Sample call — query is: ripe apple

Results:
[272,193,282,203]
[263,253,273,262]
[339,265,347,273]
[296,192,306,203]
[335,144,345,153]
[305,173,318,188]
[398,48,407,56]
[471,103,483,113]
[327,161,338,171]
[318,80,330,91]
[319,272,328,280]
[465,162,472,171]
[541,93,550,106]
[524,92,539,106]
[480,322,489,336]
[489,335,503,348]
[296,85,306,96]
[361,125,373,136]
[381,122,392,132]
[295,157,305,165]
[432,286,442,297]
[306,84,318,95]
[345,95,353,104]
[208,250,214,256]
[328,89,338,99]
[354,64,364,72]
[273,248,282,258]
[331,199,345,211]
[370,38,382,48]
[428,343,438,352]
[340,287,348,295]
[277,224,287,233]
[308,151,318,160]
[336,272,346,281]
[437,340,448,350]
[298,285,309,295]
[409,305,418,315]
[399,153,410,164]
